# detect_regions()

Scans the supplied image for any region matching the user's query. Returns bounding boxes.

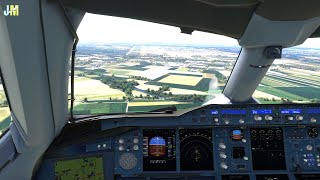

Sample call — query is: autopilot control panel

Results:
[34,104,320,180]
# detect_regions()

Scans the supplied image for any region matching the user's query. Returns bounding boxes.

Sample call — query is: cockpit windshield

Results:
[68,14,320,115]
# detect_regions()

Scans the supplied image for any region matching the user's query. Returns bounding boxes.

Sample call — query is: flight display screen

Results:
[143,129,176,171]
[307,108,320,114]
[251,109,272,114]
[180,129,213,171]
[280,109,302,114]
[54,156,104,180]
[221,109,247,115]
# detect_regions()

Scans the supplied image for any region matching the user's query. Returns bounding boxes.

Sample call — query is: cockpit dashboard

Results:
[34,104,320,180]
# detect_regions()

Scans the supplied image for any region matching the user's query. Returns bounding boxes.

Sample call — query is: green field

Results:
[73,102,127,114]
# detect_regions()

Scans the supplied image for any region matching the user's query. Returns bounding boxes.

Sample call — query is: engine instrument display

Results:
[143,129,176,171]
[179,129,214,171]
[54,156,104,180]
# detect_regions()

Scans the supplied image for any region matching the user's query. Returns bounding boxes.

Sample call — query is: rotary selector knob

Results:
[254,115,262,121]
[119,153,137,170]
[306,145,313,151]
[311,118,317,123]
[265,115,273,121]
[219,143,226,149]
[296,115,304,121]
[133,145,139,151]
[239,119,244,124]
[220,163,228,169]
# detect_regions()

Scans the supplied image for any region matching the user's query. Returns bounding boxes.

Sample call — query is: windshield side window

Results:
[253,39,320,104]
[0,73,11,135]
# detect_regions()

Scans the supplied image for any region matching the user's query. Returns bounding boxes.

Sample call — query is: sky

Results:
[77,13,320,48]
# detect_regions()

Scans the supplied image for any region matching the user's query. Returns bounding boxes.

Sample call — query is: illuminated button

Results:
[220,163,228,169]
[103,144,106,148]
[296,115,304,121]
[219,143,226,149]
[133,138,139,144]
[254,115,262,121]
[224,120,230,124]
[220,152,227,159]
[133,145,139,151]
[239,119,244,124]
[304,159,308,162]
[307,145,313,151]
[311,118,317,123]
[317,163,320,167]
[97,145,101,149]
[213,117,219,122]
[265,115,273,121]
[243,156,248,161]
[119,145,124,151]
[242,139,247,143]
[232,130,242,140]
[119,138,124,144]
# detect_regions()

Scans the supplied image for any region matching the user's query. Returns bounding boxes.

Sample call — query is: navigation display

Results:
[143,129,176,171]
[180,129,213,171]
[54,156,104,180]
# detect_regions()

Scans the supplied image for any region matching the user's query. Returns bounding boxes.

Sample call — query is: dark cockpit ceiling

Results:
[61,0,320,39]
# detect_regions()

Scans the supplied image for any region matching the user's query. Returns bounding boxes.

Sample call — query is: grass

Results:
[73,102,127,114]
[106,69,131,76]
[159,75,203,86]
[257,86,307,100]
[276,87,320,99]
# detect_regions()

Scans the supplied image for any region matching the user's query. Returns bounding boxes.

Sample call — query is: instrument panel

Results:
[34,104,320,180]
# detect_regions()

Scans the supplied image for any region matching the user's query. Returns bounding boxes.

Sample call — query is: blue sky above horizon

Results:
[77,13,320,49]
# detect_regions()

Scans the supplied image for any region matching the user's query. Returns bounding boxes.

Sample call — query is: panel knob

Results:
[286,116,294,121]
[119,138,125,144]
[220,152,227,159]
[254,115,262,121]
[306,145,313,151]
[265,115,273,121]
[219,143,226,149]
[296,115,304,121]
[220,163,228,169]
[311,118,317,123]
[133,138,139,144]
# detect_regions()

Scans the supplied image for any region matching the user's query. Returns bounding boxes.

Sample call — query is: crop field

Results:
[70,77,125,100]
[158,75,203,86]
[73,102,127,114]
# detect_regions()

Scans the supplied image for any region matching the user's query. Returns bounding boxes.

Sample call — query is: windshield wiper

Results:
[70,105,178,123]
